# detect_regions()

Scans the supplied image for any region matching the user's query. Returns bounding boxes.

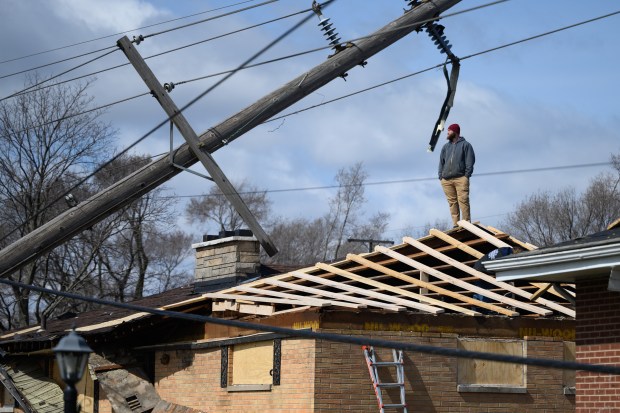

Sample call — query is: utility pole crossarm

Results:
[0,0,461,278]
[116,36,278,256]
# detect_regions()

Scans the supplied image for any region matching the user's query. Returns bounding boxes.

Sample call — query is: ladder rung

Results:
[383,404,407,408]
[376,383,403,388]
[371,361,402,367]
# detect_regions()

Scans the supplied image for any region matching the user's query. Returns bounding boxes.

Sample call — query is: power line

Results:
[0,0,279,83]
[0,48,119,102]
[143,0,278,39]
[0,4,310,103]
[164,162,612,199]
[0,0,265,67]
[0,3,330,249]
[1,3,616,250]
[0,275,617,375]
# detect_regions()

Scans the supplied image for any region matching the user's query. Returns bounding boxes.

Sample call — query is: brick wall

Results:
[576,278,620,412]
[314,329,574,413]
[193,237,260,284]
[153,329,573,412]
[154,338,315,412]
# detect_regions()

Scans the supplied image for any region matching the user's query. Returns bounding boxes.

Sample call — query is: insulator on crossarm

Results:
[312,1,343,51]
[426,24,453,55]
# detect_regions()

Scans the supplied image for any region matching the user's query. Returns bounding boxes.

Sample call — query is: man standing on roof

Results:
[438,123,475,227]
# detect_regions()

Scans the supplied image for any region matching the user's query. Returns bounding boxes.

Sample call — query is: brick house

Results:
[0,222,576,412]
[485,218,620,412]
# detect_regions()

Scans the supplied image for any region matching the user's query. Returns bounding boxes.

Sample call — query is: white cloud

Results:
[53,0,168,32]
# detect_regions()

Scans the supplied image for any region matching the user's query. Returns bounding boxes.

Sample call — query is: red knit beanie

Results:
[448,124,460,135]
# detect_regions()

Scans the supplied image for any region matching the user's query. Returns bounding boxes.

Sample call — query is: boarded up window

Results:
[232,341,273,385]
[457,339,525,392]
[563,341,576,393]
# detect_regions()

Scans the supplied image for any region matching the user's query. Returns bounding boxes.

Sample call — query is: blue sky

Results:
[1,0,619,243]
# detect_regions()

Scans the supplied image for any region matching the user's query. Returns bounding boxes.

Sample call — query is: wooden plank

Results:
[234,284,360,309]
[485,225,538,251]
[429,229,485,259]
[212,300,274,316]
[261,279,405,312]
[458,339,524,386]
[345,254,494,316]
[204,293,317,307]
[403,237,571,317]
[429,229,569,302]
[457,220,512,249]
[376,246,519,317]
[378,245,546,316]
[530,283,552,301]
[290,270,441,313]
[316,263,452,314]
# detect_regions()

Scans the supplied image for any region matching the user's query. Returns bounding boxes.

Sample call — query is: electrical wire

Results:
[0,0,510,104]
[0,46,117,81]
[0,275,617,375]
[0,48,119,102]
[0,0,265,67]
[0,2,333,260]
[160,162,612,199]
[1,3,616,250]
[0,4,312,103]
[0,0,279,84]
[143,0,278,39]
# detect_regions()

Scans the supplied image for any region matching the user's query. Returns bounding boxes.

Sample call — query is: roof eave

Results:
[485,243,620,282]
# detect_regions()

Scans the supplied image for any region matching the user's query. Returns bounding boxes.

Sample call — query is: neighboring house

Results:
[0,222,576,413]
[485,217,620,413]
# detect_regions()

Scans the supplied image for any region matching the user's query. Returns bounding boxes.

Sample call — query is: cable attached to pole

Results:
[425,23,460,152]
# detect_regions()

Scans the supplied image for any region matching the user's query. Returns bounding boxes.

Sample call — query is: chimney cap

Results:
[203,229,254,243]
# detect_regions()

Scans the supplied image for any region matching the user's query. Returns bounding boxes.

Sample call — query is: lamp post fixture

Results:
[53,330,93,413]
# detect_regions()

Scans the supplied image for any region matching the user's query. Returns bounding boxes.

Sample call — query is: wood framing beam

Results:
[345,254,490,316]
[290,270,440,313]
[233,283,361,309]
[204,293,321,307]
[429,229,485,259]
[212,300,274,316]
[457,220,512,249]
[377,246,549,316]
[403,237,573,317]
[314,263,450,314]
[261,279,405,312]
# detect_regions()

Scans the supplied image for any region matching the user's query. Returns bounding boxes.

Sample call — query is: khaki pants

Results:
[440,176,470,226]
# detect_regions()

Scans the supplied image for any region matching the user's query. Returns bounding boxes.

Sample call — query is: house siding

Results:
[576,278,620,412]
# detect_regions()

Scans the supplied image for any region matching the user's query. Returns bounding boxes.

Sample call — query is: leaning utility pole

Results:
[0,0,461,278]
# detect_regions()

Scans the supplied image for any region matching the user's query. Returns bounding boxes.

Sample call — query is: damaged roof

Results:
[0,221,574,351]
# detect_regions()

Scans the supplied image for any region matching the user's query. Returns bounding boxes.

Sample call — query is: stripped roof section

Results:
[214,221,575,318]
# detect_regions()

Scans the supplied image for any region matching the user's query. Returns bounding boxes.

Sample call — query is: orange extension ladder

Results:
[362,346,408,413]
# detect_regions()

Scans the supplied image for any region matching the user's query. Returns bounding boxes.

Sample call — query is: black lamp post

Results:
[53,330,93,413]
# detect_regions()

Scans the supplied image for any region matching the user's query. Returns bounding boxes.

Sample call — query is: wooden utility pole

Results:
[117,36,278,256]
[0,0,461,277]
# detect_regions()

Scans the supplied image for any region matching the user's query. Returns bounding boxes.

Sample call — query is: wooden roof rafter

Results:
[206,223,574,319]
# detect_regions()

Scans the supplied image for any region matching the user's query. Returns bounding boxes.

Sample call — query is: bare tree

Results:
[265,217,328,265]
[185,180,272,233]
[0,75,115,327]
[265,163,391,264]
[323,162,368,260]
[90,154,187,302]
[502,154,620,247]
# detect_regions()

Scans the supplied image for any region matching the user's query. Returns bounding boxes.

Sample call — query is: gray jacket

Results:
[438,137,475,179]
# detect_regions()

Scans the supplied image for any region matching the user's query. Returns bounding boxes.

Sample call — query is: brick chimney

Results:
[192,229,260,292]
